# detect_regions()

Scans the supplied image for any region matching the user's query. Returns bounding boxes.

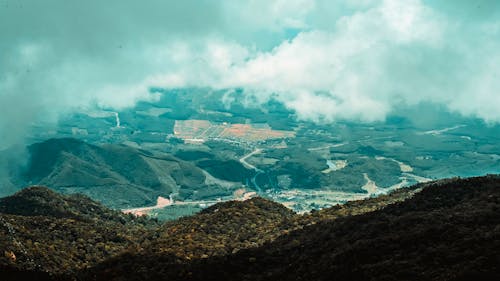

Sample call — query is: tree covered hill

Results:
[1,175,499,281]
[85,175,500,281]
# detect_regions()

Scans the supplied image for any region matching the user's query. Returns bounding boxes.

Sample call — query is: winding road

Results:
[239,148,263,172]
[239,148,265,192]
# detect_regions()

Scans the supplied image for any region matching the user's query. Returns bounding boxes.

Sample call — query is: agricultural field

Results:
[173,120,295,143]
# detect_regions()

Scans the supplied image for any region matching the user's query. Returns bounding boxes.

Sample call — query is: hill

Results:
[147,197,296,259]
[17,138,211,209]
[0,190,295,280]
[0,187,158,278]
[1,176,499,280]
[0,186,127,222]
[85,175,500,281]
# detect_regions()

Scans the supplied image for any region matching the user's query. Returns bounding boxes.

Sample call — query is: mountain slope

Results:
[0,187,158,278]
[0,191,295,279]
[1,176,499,280]
[20,138,209,208]
[0,186,129,222]
[85,175,500,281]
[148,197,296,259]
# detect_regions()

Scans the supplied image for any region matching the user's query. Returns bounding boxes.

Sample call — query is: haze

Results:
[1,0,499,150]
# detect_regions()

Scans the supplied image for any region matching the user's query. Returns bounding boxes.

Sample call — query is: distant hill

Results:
[17,138,211,208]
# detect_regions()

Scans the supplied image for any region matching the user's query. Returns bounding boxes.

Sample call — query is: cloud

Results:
[149,0,499,123]
[1,0,499,150]
[0,0,226,149]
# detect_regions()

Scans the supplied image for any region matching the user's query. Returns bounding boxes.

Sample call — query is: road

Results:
[122,197,225,216]
[307,142,348,151]
[239,148,263,172]
[238,148,266,192]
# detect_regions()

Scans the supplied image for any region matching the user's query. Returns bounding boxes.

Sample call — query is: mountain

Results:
[146,197,296,259]
[0,186,129,222]
[0,189,295,280]
[0,187,158,279]
[85,175,500,281]
[1,175,499,280]
[18,138,210,209]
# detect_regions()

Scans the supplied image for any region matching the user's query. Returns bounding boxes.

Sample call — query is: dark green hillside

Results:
[196,159,253,182]
[24,138,90,181]
[174,150,215,161]
[17,138,213,208]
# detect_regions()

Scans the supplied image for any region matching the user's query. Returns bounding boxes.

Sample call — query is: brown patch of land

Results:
[174,120,295,143]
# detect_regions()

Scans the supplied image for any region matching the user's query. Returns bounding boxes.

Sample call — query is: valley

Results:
[2,2,500,280]
[1,90,499,218]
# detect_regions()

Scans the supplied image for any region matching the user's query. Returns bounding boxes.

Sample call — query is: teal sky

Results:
[0,0,499,147]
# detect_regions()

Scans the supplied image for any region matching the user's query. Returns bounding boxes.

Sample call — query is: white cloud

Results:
[142,0,442,122]
[0,0,499,149]
[146,0,499,124]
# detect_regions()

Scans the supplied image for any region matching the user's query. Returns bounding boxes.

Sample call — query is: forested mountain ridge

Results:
[1,175,499,281]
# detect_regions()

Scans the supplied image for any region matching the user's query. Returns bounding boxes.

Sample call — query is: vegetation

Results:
[174,150,215,161]
[0,186,130,222]
[2,175,499,280]
[12,138,220,208]
[0,187,158,278]
[83,175,500,281]
[196,160,253,182]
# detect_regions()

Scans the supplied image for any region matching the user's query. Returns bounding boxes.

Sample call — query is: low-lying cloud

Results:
[149,0,500,123]
[1,0,499,149]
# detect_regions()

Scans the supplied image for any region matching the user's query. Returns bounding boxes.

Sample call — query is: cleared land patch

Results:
[174,120,295,143]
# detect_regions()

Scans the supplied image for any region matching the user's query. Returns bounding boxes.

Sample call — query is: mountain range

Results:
[1,175,499,280]
[12,138,217,209]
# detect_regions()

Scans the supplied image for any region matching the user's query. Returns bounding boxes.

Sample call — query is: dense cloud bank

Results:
[1,0,499,148]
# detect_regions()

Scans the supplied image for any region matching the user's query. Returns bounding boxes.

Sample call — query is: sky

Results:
[1,0,500,149]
